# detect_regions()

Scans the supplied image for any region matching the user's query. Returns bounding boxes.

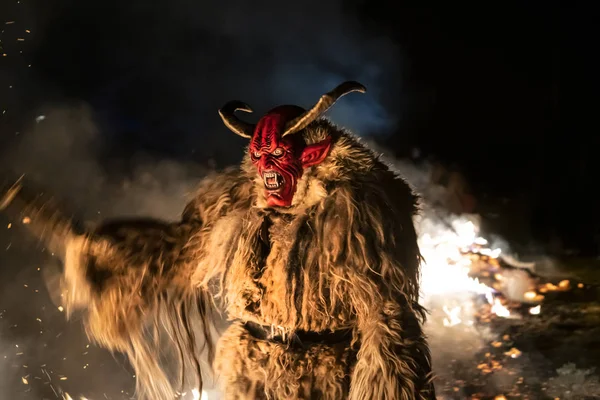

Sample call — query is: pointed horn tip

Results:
[339,81,367,94]
[218,100,255,139]
[219,100,254,114]
[234,103,253,114]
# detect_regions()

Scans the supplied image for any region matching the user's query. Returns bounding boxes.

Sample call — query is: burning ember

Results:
[417,213,572,324]
[415,212,598,399]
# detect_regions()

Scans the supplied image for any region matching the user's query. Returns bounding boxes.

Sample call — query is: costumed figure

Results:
[1,81,436,399]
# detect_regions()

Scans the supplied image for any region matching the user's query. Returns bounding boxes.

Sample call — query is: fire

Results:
[417,213,573,326]
[415,212,586,397]
[490,296,511,318]
[417,215,510,322]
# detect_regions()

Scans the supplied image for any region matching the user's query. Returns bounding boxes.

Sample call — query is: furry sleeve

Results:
[320,172,436,400]
[0,168,246,399]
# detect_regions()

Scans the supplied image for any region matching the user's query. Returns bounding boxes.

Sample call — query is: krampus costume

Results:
[1,81,436,399]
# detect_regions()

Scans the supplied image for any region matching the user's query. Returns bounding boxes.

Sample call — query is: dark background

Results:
[1,0,584,256]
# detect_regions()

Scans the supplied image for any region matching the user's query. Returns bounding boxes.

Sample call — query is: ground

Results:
[428,257,600,400]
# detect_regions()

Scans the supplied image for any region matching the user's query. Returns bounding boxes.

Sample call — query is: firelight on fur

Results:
[1,81,436,400]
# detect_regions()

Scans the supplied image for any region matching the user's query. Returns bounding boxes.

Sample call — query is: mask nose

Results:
[258,155,276,171]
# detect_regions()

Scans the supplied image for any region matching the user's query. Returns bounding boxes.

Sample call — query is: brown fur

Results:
[1,118,436,399]
[215,322,353,400]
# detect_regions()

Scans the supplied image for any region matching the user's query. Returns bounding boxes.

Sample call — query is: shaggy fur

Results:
[1,118,436,399]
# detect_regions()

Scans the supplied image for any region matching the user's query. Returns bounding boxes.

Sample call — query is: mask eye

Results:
[252,151,261,159]
[272,148,283,156]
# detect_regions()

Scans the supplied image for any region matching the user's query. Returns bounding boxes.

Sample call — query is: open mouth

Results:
[262,171,283,190]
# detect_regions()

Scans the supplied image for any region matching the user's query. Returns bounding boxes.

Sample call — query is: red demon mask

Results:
[218,81,366,207]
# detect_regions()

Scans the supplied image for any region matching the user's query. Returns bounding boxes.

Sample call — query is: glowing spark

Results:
[523,291,545,302]
[504,347,522,359]
[529,305,541,315]
[524,291,537,300]
[491,298,510,318]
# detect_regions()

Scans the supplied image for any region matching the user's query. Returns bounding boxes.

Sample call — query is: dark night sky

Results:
[0,1,591,253]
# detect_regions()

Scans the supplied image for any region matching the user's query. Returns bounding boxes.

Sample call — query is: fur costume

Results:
[1,81,436,400]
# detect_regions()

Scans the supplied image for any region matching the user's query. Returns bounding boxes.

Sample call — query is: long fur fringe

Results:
[1,118,436,399]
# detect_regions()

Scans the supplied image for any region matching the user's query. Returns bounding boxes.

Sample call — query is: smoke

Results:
[3,104,209,221]
[1,2,406,394]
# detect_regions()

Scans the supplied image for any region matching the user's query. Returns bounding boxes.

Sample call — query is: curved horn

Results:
[218,101,255,139]
[281,81,367,137]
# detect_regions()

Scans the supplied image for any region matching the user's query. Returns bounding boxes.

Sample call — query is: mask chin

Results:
[265,194,289,207]
[264,180,297,207]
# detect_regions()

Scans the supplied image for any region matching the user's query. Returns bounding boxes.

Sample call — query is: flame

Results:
[490,297,510,318]
[418,215,510,322]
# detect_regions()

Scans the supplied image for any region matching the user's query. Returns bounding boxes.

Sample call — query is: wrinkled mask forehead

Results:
[249,106,306,155]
